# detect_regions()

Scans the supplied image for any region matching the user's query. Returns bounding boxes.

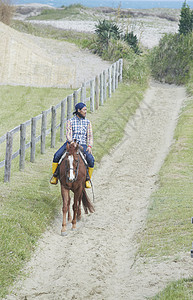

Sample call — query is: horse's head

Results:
[65,141,79,182]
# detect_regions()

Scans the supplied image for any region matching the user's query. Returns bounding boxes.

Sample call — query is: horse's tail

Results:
[82,188,95,214]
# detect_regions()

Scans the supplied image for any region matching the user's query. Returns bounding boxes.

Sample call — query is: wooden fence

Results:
[0,59,123,182]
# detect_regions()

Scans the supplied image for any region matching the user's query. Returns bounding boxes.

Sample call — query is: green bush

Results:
[187,62,193,95]
[95,19,121,54]
[150,33,193,85]
[94,19,140,56]
[123,31,141,54]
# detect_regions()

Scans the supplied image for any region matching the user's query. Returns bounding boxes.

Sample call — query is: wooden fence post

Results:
[4,132,13,182]
[67,95,72,120]
[115,61,119,89]
[90,79,95,112]
[81,82,86,103]
[30,117,37,162]
[41,111,47,154]
[103,70,107,102]
[112,63,116,93]
[119,59,123,82]
[60,99,66,142]
[95,75,99,110]
[108,67,112,98]
[73,90,78,108]
[51,106,56,148]
[100,73,104,106]
[20,123,26,170]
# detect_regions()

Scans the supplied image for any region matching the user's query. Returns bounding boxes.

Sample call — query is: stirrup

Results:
[50,175,58,185]
[85,180,91,188]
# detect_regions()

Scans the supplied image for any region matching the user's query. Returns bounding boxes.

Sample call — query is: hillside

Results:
[0,21,110,88]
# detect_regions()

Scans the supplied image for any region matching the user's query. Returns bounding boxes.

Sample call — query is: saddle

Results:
[56,149,90,181]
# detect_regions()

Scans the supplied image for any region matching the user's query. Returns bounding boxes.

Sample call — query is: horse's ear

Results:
[66,143,69,151]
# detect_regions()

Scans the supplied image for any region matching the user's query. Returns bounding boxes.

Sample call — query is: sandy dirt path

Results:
[5,81,191,300]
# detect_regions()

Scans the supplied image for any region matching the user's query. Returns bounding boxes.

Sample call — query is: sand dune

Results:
[0,21,110,88]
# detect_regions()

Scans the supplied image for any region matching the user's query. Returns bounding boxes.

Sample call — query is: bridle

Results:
[65,149,80,183]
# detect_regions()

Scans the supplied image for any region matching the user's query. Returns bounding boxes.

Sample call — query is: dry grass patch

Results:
[0,0,14,25]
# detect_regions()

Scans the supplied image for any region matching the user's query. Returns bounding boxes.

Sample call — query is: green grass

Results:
[28,4,89,21]
[90,83,146,162]
[11,20,94,47]
[138,96,193,259]
[151,278,193,300]
[0,86,73,136]
[0,81,148,299]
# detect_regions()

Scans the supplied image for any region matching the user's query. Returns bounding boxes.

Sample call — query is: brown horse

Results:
[59,140,95,235]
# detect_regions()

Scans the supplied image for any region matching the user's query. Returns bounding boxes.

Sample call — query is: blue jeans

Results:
[53,141,94,168]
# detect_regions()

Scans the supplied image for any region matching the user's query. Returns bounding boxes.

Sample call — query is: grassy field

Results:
[11,20,94,47]
[151,278,193,300]
[0,86,73,136]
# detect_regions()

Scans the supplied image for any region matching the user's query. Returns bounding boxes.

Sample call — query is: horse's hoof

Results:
[61,231,67,236]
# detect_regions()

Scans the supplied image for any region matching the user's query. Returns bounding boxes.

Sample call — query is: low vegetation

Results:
[151,278,193,300]
[150,33,193,86]
[28,4,90,21]
[11,20,94,47]
[0,86,73,136]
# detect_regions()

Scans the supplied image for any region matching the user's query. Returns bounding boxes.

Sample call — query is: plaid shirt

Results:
[66,115,93,147]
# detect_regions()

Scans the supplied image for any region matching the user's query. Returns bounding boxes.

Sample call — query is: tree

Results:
[178,0,193,35]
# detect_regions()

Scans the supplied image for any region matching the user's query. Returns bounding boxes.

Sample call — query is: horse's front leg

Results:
[77,195,82,221]
[61,186,69,235]
[72,188,82,230]
[67,194,72,223]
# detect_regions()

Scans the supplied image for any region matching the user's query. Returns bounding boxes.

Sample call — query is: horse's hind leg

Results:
[77,196,82,221]
[61,186,69,235]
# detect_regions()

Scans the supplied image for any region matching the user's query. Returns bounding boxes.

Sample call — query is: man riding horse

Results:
[50,102,94,188]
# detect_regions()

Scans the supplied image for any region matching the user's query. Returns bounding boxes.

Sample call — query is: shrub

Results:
[150,33,193,85]
[0,0,14,25]
[94,19,140,55]
[95,19,121,51]
[123,31,141,54]
[101,38,134,61]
